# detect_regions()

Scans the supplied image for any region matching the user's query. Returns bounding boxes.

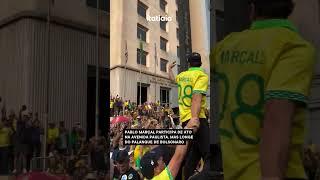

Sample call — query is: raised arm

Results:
[168,118,200,178]
[168,115,176,128]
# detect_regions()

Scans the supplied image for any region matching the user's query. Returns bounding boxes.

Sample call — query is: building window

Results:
[87,0,109,12]
[137,83,149,104]
[160,0,167,12]
[160,20,167,31]
[160,37,168,51]
[160,87,170,106]
[177,46,180,58]
[137,49,148,65]
[160,58,168,72]
[138,1,148,18]
[137,24,148,42]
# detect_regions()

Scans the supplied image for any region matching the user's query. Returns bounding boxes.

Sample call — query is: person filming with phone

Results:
[168,52,211,179]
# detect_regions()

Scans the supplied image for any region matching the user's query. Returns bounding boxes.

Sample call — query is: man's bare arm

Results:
[112,132,122,148]
[167,143,188,178]
[191,94,202,119]
[168,119,200,178]
[260,99,295,179]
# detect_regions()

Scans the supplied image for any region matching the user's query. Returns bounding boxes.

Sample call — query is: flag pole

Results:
[123,40,128,112]
[44,0,52,171]
[139,36,143,106]
[154,43,157,102]
[95,0,100,139]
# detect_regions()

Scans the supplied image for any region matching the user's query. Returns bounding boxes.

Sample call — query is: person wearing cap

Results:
[114,150,141,180]
[210,1,316,180]
[168,52,210,179]
[139,118,200,180]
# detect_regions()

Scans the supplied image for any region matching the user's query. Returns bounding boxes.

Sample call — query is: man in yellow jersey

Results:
[210,0,316,180]
[140,119,200,180]
[0,120,13,174]
[168,52,210,179]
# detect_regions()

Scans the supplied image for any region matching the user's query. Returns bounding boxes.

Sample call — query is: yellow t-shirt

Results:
[176,67,208,122]
[151,167,173,180]
[210,19,315,180]
[0,127,13,147]
[48,128,59,144]
[110,101,114,109]
[134,145,150,166]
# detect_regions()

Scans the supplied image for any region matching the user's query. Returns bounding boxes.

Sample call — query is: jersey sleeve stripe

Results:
[192,90,206,95]
[265,90,307,103]
[166,167,174,180]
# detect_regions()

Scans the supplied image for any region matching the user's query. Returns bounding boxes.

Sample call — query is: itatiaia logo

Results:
[147,15,172,22]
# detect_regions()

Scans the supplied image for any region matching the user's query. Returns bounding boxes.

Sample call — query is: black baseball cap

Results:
[187,52,201,63]
[115,150,129,163]
[140,149,162,179]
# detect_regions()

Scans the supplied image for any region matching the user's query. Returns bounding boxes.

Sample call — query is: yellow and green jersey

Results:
[134,145,151,169]
[176,67,209,123]
[0,127,13,147]
[124,101,129,107]
[210,19,315,180]
[48,128,59,144]
[151,167,173,180]
[110,101,114,109]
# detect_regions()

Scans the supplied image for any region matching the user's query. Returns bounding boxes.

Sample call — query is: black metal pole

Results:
[95,0,100,138]
[44,0,52,171]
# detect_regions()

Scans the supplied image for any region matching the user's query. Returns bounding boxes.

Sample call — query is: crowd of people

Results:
[0,97,109,179]
[0,103,45,175]
[110,95,172,118]
[303,144,320,180]
[109,96,191,179]
[109,96,320,180]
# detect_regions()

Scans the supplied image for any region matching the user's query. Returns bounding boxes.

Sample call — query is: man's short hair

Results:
[187,52,202,67]
[252,0,294,19]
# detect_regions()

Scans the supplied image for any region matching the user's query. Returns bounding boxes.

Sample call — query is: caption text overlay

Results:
[123,129,194,145]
